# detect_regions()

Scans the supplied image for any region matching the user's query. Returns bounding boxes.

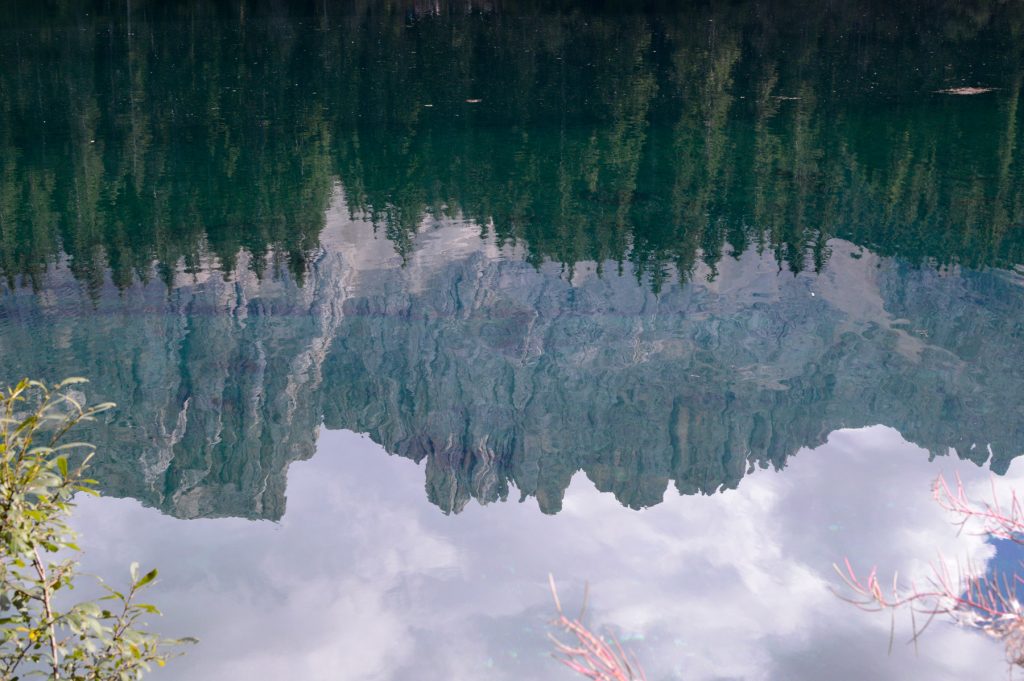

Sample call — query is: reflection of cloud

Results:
[72,431,462,681]
[72,426,1007,680]
[556,427,1003,680]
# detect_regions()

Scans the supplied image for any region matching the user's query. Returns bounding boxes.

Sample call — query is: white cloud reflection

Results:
[71,426,1017,680]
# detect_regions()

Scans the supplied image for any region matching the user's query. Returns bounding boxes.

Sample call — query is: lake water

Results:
[1,1,1024,679]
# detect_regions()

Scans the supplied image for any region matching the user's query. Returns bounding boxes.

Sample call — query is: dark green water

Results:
[2,2,1024,678]
[3,2,1024,290]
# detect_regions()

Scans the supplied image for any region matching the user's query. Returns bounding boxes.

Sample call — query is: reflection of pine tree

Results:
[0,8,332,291]
[1,0,1023,292]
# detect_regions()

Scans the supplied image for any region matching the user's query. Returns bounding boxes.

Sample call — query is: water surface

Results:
[1,1,1023,678]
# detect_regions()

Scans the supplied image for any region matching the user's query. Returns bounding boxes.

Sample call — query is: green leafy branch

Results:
[0,378,193,680]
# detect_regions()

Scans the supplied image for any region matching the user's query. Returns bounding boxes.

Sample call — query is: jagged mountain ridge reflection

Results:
[1,0,1024,518]
[1,200,1022,517]
[322,218,1024,514]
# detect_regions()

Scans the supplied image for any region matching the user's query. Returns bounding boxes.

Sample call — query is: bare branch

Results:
[548,577,646,681]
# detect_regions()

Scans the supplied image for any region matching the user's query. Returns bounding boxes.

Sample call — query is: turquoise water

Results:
[2,1,1024,678]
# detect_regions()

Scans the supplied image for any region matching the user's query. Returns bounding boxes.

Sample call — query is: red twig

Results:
[835,473,1024,667]
[934,472,1024,545]
[548,575,647,681]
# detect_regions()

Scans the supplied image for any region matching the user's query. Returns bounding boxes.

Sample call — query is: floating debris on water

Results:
[936,86,995,95]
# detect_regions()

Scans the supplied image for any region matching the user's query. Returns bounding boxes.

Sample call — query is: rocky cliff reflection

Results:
[2,195,1022,518]
[1,0,1023,519]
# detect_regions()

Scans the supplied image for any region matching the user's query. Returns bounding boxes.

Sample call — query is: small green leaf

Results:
[136,569,158,588]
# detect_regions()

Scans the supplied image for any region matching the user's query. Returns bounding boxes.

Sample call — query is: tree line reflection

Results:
[1,0,1022,294]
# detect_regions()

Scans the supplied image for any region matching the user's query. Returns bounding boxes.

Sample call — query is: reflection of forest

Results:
[2,0,1023,293]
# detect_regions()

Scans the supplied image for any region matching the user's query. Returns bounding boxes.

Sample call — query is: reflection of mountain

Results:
[0,199,353,518]
[2,195,1022,518]
[324,221,1024,514]
[2,0,1024,519]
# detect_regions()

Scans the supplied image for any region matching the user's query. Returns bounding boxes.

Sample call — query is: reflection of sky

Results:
[71,426,1015,680]
[984,539,1024,604]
